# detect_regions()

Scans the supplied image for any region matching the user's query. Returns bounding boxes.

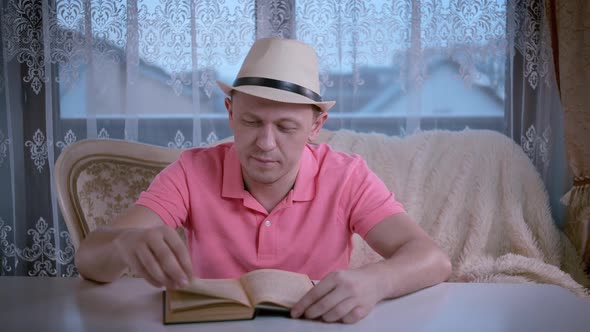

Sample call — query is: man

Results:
[76,38,451,324]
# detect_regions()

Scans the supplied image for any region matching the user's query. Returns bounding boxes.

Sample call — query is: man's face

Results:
[226,92,327,186]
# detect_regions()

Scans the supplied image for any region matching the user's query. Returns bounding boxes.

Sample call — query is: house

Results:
[58,30,505,140]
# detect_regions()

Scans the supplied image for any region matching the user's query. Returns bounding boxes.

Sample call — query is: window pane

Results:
[296,0,506,132]
[59,0,506,135]
[59,0,255,119]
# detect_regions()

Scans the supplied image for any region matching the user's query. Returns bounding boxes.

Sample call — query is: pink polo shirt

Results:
[136,143,405,280]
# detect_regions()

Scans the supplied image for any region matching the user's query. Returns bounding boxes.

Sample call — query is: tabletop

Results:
[0,277,589,332]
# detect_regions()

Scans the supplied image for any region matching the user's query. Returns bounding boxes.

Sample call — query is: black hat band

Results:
[233,77,322,102]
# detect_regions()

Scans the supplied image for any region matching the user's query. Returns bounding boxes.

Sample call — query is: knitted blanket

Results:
[319,129,590,298]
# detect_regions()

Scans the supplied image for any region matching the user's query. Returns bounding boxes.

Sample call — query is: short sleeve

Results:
[135,158,190,228]
[340,158,405,238]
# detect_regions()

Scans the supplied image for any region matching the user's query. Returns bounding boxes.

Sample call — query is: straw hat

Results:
[217,38,335,112]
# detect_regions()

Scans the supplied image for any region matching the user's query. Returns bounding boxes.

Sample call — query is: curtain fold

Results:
[506,0,568,228]
[0,0,567,277]
[547,0,590,270]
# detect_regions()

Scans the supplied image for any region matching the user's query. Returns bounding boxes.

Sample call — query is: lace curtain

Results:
[0,0,564,276]
[547,0,590,269]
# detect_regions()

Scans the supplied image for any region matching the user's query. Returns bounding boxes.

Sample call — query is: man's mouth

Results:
[251,156,277,164]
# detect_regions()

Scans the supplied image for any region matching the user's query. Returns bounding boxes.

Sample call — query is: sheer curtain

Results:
[0,0,563,276]
[548,0,590,269]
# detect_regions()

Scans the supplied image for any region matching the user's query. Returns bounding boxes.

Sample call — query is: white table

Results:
[0,277,588,332]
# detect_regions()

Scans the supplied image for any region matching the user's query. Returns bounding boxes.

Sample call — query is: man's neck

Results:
[243,169,298,213]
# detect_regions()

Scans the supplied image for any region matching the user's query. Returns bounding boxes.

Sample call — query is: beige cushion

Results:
[77,160,162,232]
[55,139,181,249]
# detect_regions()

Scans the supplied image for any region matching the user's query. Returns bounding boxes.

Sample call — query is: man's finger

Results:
[303,286,350,319]
[136,245,169,287]
[321,298,357,323]
[291,278,336,318]
[128,257,162,288]
[149,238,188,287]
[163,229,193,281]
[342,306,369,324]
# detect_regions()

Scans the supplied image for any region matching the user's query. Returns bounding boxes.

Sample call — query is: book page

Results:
[240,269,314,309]
[164,291,255,323]
[168,292,245,312]
[173,278,251,309]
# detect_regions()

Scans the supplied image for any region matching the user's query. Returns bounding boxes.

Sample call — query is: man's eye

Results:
[242,120,258,126]
[279,126,296,132]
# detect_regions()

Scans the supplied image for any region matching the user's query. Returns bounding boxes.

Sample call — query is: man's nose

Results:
[256,125,277,151]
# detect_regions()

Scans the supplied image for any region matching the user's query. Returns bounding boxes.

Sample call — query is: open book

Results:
[163,269,314,324]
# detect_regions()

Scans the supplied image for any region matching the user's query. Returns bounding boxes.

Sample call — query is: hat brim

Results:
[217,80,335,112]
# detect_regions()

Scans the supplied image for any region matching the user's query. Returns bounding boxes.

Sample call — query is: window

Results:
[57,0,507,140]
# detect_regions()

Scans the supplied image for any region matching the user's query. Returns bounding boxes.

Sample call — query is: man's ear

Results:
[308,112,328,142]
[225,97,235,130]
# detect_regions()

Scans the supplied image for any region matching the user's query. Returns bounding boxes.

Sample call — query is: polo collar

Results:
[292,144,318,202]
[222,145,244,199]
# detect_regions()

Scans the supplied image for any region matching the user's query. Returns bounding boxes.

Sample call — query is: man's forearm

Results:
[291,237,451,323]
[75,228,130,283]
[365,239,452,301]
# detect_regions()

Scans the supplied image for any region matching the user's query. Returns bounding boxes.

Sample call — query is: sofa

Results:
[55,128,590,298]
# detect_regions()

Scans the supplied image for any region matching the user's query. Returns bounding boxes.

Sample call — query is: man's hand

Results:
[114,225,193,289]
[290,268,382,324]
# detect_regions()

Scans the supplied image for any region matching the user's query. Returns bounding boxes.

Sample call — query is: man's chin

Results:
[243,168,281,185]
[248,174,279,185]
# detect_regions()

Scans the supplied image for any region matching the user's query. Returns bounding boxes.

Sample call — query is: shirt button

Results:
[265,220,271,227]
